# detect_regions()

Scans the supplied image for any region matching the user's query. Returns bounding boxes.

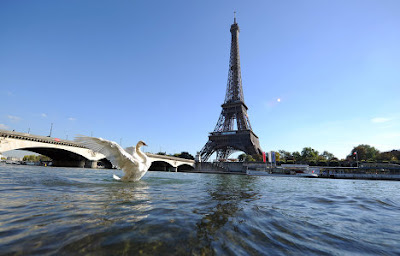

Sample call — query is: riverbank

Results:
[193,162,400,181]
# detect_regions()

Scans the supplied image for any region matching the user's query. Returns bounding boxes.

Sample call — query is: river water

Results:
[1,164,399,255]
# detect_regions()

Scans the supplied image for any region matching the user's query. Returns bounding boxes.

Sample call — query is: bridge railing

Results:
[0,129,85,148]
[146,153,195,164]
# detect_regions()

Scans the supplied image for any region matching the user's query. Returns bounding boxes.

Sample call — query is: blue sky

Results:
[1,0,399,159]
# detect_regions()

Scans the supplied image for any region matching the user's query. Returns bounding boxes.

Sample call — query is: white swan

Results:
[75,136,151,181]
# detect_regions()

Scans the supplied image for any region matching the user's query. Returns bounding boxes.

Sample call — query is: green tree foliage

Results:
[376,150,399,162]
[164,152,194,160]
[278,150,292,161]
[272,145,398,165]
[245,155,255,162]
[23,155,36,161]
[175,152,194,160]
[277,148,339,165]
[347,146,399,162]
[238,153,255,162]
[238,153,246,162]
[321,151,337,161]
[301,147,319,162]
[274,151,281,162]
[252,154,263,162]
[292,151,301,161]
[23,155,51,162]
[348,144,380,161]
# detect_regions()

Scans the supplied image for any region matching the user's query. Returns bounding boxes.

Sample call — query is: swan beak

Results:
[143,142,148,146]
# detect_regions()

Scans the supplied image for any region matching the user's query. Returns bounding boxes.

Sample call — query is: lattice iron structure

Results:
[199,16,263,161]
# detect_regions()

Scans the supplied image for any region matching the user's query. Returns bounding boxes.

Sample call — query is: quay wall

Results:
[195,161,400,180]
[318,167,400,180]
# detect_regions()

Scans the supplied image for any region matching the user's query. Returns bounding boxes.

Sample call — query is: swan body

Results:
[75,136,151,181]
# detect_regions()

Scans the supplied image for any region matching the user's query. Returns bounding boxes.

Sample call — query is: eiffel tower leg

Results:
[216,149,226,161]
[216,147,236,161]
[199,140,216,162]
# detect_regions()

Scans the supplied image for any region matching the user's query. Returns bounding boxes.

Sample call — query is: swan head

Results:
[137,141,147,147]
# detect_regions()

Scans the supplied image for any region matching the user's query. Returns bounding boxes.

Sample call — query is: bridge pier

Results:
[52,160,98,168]
[84,160,98,168]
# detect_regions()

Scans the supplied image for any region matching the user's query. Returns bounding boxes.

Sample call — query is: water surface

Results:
[1,164,399,255]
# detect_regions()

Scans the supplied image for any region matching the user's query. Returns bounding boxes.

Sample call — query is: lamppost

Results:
[354,151,359,168]
[48,123,53,137]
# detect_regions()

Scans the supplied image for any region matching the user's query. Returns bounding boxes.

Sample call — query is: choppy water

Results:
[1,164,400,255]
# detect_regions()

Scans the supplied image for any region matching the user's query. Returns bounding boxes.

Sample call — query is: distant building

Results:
[7,156,22,161]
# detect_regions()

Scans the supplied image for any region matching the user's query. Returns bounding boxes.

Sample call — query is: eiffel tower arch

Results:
[199,15,263,162]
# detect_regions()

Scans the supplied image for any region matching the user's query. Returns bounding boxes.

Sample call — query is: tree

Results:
[301,147,319,162]
[321,151,337,161]
[238,153,255,162]
[176,152,194,160]
[38,155,51,161]
[348,144,380,161]
[238,153,246,162]
[23,154,51,162]
[376,150,399,162]
[274,151,281,162]
[23,155,36,161]
[292,151,301,162]
[278,150,292,161]
[245,155,255,162]
[252,154,263,162]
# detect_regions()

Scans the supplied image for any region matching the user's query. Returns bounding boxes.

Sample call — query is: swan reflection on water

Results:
[101,181,152,223]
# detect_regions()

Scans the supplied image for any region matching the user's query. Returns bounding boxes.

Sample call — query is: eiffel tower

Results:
[199,15,263,161]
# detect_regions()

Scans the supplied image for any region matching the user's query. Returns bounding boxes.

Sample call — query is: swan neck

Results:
[136,144,147,161]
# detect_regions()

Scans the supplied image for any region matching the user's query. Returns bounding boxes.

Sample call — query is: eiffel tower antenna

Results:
[199,17,263,162]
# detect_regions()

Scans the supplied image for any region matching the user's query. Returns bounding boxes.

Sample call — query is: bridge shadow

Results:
[149,161,194,172]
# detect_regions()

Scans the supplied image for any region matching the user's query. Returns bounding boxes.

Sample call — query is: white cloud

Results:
[371,117,391,123]
[41,113,47,118]
[7,115,20,122]
[0,124,8,129]
[68,117,76,121]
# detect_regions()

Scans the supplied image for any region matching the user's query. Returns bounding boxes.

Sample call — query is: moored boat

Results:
[246,168,318,177]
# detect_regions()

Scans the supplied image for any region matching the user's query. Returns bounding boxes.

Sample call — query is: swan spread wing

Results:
[124,146,135,155]
[124,146,138,159]
[75,136,138,169]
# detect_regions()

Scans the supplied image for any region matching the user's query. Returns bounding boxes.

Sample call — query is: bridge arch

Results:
[149,161,174,172]
[177,164,195,172]
[16,147,89,167]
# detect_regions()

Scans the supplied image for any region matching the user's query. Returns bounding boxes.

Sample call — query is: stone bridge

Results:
[0,130,195,171]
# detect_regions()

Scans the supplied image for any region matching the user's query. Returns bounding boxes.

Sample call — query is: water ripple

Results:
[1,166,400,255]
